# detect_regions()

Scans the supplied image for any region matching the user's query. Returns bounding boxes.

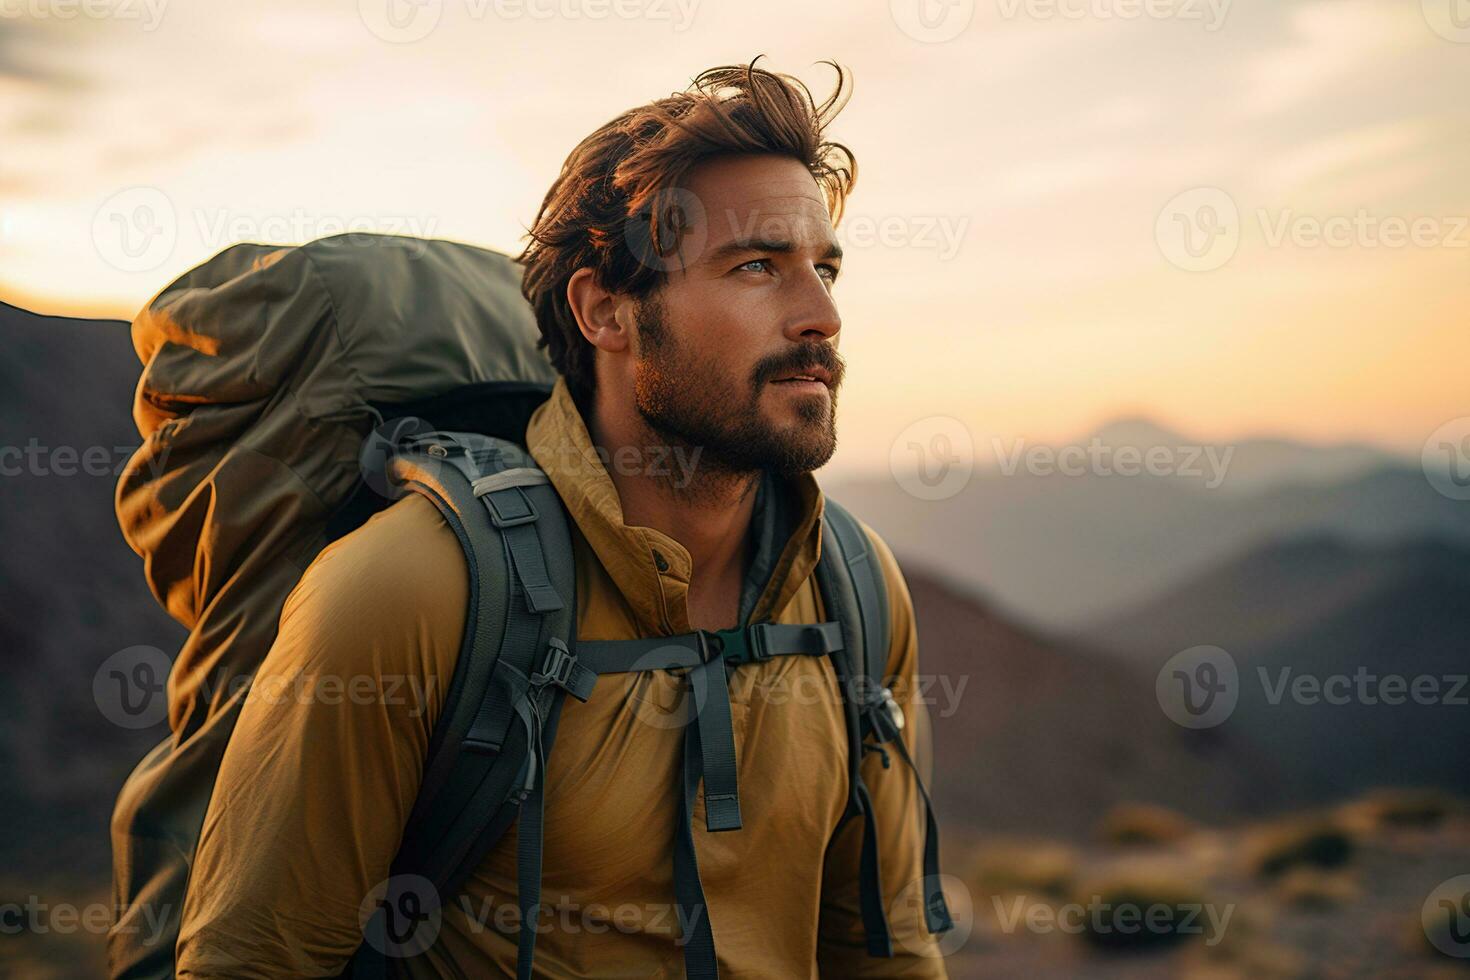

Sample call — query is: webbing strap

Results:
[579,620,843,837]
[673,703,719,980]
[823,502,954,944]
[583,619,841,978]
[514,694,548,980]
[853,781,892,958]
[886,723,954,935]
[576,621,843,674]
[826,505,887,684]
[485,485,565,615]
[688,651,741,832]
[816,505,895,956]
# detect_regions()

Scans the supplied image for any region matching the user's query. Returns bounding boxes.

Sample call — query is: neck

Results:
[585,386,761,621]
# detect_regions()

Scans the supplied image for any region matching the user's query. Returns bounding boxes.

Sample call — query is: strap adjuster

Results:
[863,686,906,744]
[530,639,597,702]
[485,485,540,528]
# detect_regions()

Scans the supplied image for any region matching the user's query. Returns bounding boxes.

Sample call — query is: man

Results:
[176,59,947,977]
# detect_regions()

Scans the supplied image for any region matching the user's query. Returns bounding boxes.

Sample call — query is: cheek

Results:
[667,290,767,380]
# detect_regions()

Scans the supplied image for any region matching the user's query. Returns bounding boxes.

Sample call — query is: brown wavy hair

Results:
[516,56,857,403]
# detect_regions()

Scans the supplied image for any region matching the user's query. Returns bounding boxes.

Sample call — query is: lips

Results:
[771,366,833,388]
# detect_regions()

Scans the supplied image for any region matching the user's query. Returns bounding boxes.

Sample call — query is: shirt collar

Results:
[524,377,825,635]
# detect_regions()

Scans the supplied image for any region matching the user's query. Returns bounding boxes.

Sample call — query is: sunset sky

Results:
[2,0,1466,475]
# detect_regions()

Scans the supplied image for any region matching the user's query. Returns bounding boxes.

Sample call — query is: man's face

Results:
[629,153,846,479]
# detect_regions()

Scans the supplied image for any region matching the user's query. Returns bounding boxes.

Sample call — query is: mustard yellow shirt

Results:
[176,379,948,978]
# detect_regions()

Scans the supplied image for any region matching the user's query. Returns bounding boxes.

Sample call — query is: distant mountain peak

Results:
[1086,416,1192,448]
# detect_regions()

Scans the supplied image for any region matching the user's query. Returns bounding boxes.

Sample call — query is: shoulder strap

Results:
[816,499,954,952]
[347,423,588,980]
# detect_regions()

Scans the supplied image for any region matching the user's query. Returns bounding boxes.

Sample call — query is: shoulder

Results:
[275,492,469,684]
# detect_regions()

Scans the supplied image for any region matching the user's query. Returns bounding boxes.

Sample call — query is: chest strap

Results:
[574,620,844,980]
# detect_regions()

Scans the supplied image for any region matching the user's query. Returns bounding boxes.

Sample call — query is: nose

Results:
[782,268,841,344]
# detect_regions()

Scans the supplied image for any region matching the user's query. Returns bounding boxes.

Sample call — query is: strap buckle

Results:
[697,626,773,667]
[530,639,596,703]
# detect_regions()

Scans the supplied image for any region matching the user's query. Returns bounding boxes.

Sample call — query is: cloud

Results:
[1236,0,1426,119]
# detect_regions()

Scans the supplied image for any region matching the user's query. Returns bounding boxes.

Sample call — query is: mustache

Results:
[754,344,846,388]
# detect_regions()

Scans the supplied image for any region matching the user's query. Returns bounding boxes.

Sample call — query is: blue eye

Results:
[738,259,769,273]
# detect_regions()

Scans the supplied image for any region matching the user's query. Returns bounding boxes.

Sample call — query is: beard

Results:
[630,293,843,480]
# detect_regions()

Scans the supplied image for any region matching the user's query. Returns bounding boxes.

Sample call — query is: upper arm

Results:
[176,494,468,977]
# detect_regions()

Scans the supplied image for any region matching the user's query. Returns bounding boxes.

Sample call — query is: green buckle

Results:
[698,626,769,667]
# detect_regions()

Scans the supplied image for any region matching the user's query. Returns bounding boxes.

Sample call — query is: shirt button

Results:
[653,550,670,572]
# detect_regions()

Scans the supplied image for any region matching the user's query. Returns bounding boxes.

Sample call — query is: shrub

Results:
[1246,818,1354,878]
[1098,803,1195,847]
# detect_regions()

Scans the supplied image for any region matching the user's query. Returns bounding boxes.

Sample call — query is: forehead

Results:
[681,153,836,254]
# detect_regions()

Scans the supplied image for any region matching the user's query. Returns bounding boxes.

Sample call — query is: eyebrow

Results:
[703,237,844,266]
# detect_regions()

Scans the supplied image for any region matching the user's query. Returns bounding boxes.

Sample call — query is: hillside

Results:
[906,565,1282,840]
[1088,536,1470,805]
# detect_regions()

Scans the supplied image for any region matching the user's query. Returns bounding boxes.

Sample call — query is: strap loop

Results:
[531,639,597,703]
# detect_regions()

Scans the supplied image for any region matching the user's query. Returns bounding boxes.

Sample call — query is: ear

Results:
[566,267,632,354]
